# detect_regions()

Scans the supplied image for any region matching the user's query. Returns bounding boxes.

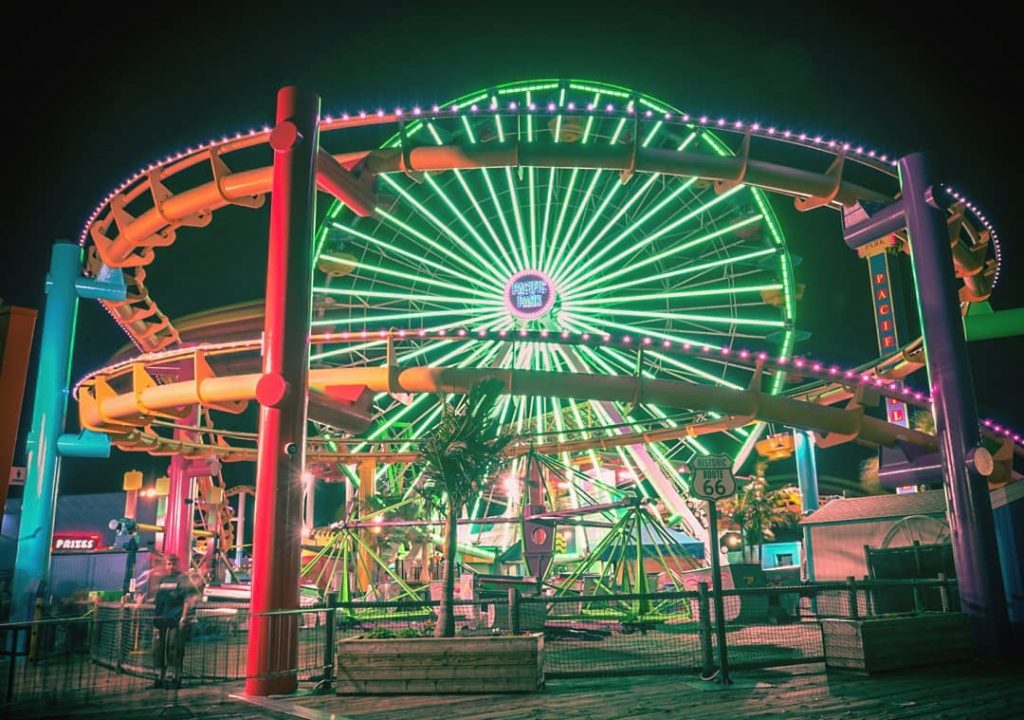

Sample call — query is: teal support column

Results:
[794,430,819,582]
[12,243,125,621]
[12,243,83,620]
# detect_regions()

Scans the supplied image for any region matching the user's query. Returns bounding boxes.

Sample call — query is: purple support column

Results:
[900,153,1009,657]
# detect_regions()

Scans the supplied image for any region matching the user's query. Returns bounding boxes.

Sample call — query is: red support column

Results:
[245,86,320,696]
[164,364,197,564]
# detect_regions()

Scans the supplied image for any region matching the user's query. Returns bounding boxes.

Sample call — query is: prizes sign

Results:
[690,454,737,501]
[53,532,105,552]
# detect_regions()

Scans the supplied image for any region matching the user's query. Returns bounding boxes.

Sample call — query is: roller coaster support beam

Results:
[845,154,1009,658]
[11,242,125,621]
[793,430,819,582]
[245,87,319,697]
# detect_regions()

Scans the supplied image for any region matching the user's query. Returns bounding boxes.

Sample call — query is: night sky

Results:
[3,2,1020,497]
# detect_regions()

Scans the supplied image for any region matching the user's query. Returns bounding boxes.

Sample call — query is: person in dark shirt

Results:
[152,554,198,688]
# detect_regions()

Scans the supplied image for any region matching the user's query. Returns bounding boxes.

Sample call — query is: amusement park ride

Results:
[7,79,1021,695]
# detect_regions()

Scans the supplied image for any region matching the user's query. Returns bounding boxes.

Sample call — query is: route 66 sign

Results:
[690,454,737,501]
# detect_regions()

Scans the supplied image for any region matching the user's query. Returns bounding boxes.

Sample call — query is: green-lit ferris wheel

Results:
[310,79,797,525]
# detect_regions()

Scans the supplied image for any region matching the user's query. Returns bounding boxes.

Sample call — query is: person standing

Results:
[152,554,198,688]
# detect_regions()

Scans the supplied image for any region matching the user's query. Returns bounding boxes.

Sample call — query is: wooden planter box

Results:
[822,613,972,674]
[336,633,544,694]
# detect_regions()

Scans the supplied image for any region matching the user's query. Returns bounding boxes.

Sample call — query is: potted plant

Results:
[417,377,513,637]
[336,379,545,693]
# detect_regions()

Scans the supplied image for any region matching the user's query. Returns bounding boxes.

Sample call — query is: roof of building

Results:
[800,490,946,526]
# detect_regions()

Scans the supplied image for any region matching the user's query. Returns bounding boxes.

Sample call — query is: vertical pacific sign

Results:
[865,240,909,429]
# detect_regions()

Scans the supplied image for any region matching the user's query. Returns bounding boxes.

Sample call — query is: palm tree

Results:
[722,465,799,563]
[418,379,513,637]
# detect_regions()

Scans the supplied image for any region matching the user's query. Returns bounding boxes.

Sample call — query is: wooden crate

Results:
[821,613,972,674]
[336,633,544,694]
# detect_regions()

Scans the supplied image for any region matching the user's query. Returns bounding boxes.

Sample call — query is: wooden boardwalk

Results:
[5,660,1023,719]
[288,660,1024,720]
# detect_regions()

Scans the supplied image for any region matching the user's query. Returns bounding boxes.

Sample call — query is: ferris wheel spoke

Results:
[566,282,782,308]
[561,311,723,350]
[570,343,710,456]
[479,167,525,269]
[540,168,557,272]
[563,183,744,296]
[548,169,604,278]
[587,307,783,331]
[544,168,580,275]
[562,315,743,390]
[312,305,504,328]
[324,228,496,298]
[528,166,538,268]
[570,213,763,296]
[552,172,663,287]
[551,131,697,287]
[319,253,495,300]
[309,310,507,363]
[504,167,531,272]
[456,169,521,273]
[567,247,778,302]
[362,339,505,446]
[422,173,516,277]
[545,98,609,276]
[377,175,508,287]
[314,287,502,307]
[549,173,623,285]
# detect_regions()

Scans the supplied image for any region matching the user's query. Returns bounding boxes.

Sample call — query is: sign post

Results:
[691,453,737,685]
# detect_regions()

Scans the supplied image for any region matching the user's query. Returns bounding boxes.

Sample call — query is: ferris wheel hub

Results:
[504,269,557,321]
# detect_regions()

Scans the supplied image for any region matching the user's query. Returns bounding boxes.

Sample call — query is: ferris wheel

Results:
[310,79,798,520]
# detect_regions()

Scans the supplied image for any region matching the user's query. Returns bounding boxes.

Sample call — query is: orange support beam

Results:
[0,305,38,518]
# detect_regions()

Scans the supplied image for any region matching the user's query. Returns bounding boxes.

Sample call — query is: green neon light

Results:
[460,116,477,144]
[546,168,579,272]
[552,130,698,286]
[563,315,740,390]
[423,174,515,277]
[528,166,537,267]
[557,174,696,287]
[505,167,530,271]
[567,247,778,301]
[496,82,559,95]
[308,310,508,362]
[374,205,503,289]
[567,282,782,306]
[320,250,494,299]
[526,91,534,141]
[565,182,743,294]
[326,222,494,296]
[311,306,501,327]
[569,82,630,99]
[379,175,506,286]
[567,212,763,295]
[609,117,628,144]
[480,168,525,269]
[589,307,783,328]
[551,170,604,278]
[550,172,661,285]
[540,168,556,269]
[314,286,504,305]
[641,121,662,148]
[572,343,708,456]
[452,169,519,273]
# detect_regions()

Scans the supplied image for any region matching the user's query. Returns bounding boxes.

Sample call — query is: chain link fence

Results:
[1,576,961,714]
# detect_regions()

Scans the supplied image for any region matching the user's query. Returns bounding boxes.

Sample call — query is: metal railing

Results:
[0,576,960,714]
